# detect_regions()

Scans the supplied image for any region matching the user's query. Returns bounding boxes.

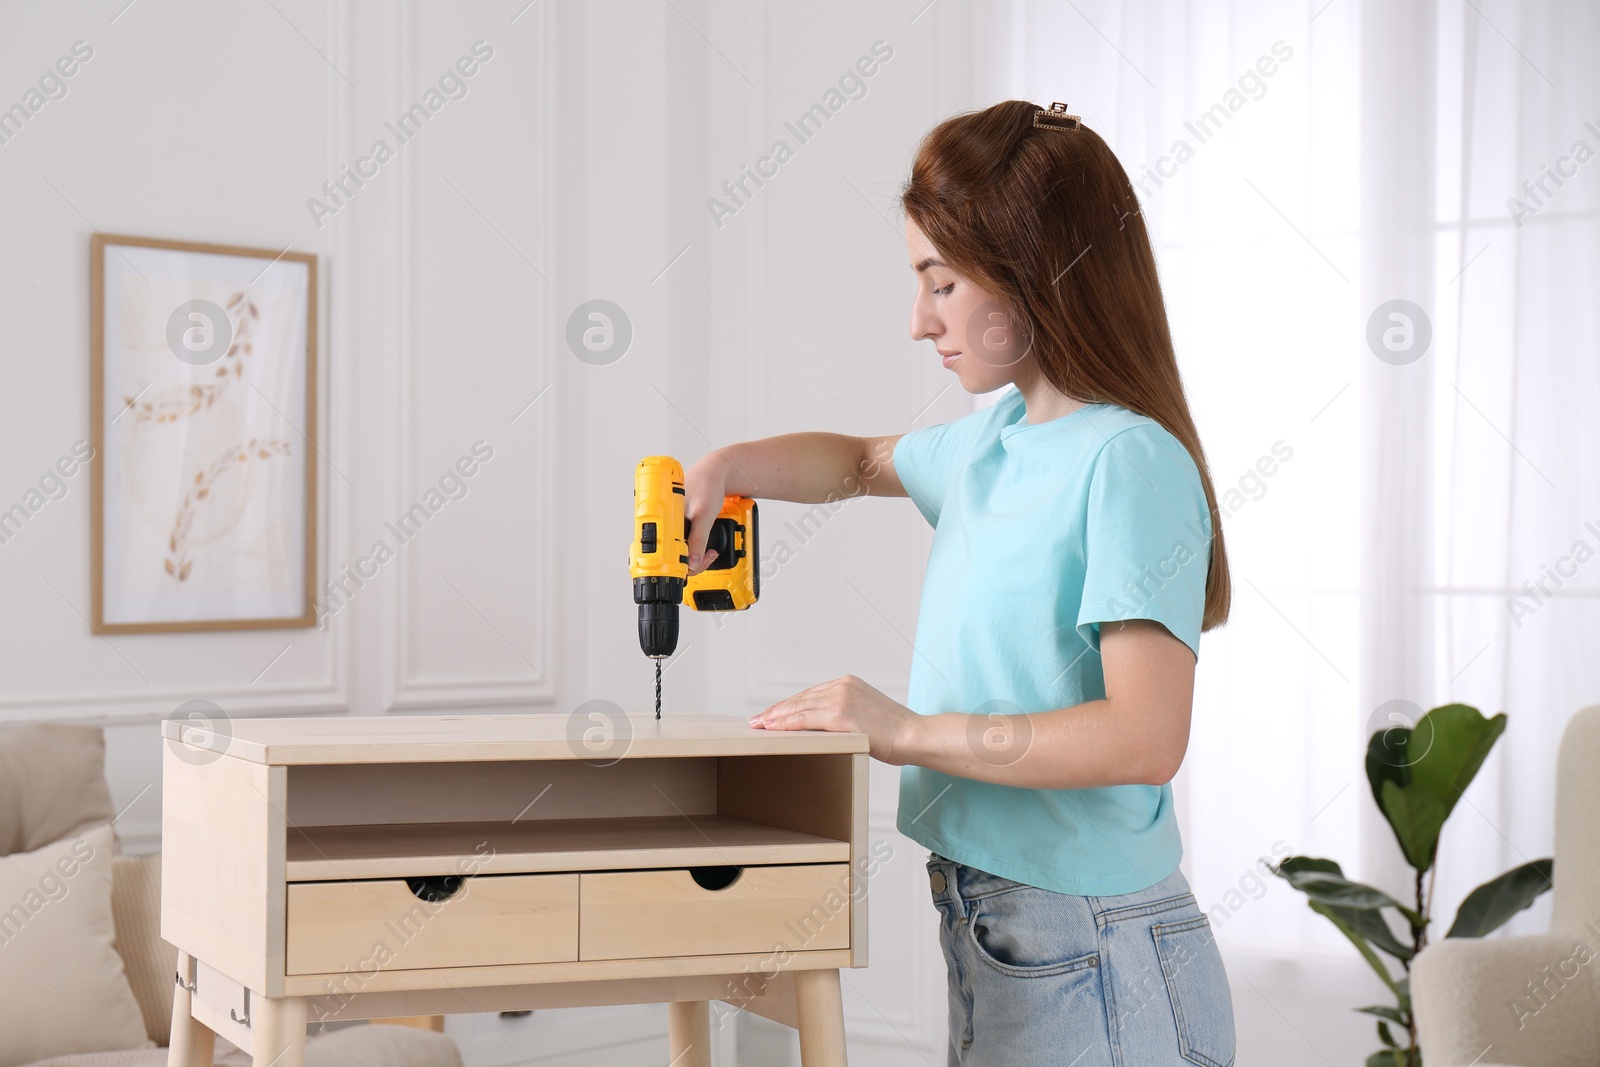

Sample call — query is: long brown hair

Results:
[901,100,1231,631]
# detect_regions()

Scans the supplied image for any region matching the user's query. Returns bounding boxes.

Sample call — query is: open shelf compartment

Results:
[287,814,848,879]
[282,751,858,882]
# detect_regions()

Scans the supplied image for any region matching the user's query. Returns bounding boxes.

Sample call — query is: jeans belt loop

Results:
[930,857,963,909]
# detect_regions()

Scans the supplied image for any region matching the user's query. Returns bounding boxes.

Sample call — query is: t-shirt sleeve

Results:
[1075,423,1213,659]
[892,412,986,527]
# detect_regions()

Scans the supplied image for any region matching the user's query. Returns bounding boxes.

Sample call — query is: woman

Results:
[685,100,1236,1067]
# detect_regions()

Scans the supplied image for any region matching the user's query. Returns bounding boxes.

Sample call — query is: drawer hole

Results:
[689,865,743,891]
[405,875,465,902]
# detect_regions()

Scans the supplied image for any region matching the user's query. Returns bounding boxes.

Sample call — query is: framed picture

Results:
[90,234,318,632]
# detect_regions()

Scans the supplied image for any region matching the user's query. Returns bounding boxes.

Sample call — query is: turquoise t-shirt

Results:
[892,385,1212,896]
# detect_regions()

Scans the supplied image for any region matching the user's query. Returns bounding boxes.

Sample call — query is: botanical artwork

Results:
[93,237,317,631]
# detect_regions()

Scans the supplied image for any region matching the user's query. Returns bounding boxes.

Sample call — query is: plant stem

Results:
[1416,865,1430,953]
[1404,864,1430,1054]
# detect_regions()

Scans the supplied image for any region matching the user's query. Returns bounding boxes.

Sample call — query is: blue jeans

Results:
[926,852,1235,1066]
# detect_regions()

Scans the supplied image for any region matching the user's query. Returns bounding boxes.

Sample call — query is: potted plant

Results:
[1271,703,1554,1067]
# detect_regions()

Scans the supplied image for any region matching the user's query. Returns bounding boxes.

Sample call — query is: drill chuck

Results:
[633,576,682,658]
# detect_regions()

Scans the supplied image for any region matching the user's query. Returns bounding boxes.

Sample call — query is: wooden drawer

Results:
[286,873,578,975]
[579,863,850,961]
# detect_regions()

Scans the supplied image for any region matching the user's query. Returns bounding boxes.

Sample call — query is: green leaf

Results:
[1409,705,1505,827]
[1330,904,1415,962]
[1357,1004,1407,1025]
[1275,855,1342,876]
[1366,704,1506,873]
[1372,777,1446,871]
[1446,858,1555,938]
[1309,899,1404,1002]
[1273,856,1424,929]
[1366,1051,1405,1067]
[1273,856,1403,909]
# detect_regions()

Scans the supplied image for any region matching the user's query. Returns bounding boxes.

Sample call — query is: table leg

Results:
[167,952,215,1067]
[250,995,308,1067]
[793,969,847,1066]
[668,999,712,1067]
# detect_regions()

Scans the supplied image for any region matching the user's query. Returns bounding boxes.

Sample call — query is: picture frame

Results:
[90,234,318,633]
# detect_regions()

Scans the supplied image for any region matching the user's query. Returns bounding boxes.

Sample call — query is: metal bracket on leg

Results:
[176,954,198,993]
[230,987,251,1028]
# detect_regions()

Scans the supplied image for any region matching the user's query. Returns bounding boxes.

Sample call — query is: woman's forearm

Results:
[693,433,870,504]
[897,699,1185,790]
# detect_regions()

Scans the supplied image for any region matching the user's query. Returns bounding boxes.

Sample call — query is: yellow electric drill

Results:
[631,456,760,719]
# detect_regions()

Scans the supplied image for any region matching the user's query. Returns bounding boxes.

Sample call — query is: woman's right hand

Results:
[683,453,730,576]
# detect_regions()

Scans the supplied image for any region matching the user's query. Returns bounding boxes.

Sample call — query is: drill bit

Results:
[655,659,662,720]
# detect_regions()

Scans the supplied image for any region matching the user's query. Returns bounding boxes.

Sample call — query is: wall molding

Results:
[384,0,560,712]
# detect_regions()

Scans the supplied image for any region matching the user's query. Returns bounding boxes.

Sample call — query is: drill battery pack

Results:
[683,492,759,611]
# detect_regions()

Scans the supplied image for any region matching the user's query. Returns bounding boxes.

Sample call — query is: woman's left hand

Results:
[750,674,918,765]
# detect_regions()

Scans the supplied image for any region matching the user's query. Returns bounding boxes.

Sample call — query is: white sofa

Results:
[1412,705,1600,1066]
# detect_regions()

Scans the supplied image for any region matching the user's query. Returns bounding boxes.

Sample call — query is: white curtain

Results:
[974,0,1600,963]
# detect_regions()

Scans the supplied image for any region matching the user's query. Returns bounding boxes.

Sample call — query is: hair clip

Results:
[1033,102,1082,131]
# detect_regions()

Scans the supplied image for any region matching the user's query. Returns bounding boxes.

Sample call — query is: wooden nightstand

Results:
[160,713,870,1067]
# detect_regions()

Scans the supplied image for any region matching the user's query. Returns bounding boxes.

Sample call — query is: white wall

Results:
[4,0,591,870]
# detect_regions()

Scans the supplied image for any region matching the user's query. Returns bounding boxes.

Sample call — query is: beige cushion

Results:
[1413,933,1600,1065]
[0,725,116,857]
[1553,705,1600,935]
[19,1024,462,1067]
[0,823,153,1067]
[110,853,176,1046]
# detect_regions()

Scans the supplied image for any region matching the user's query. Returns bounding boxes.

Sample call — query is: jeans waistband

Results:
[925,851,1194,922]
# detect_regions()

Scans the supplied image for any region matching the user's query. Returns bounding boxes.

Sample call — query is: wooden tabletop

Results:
[160,713,869,765]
